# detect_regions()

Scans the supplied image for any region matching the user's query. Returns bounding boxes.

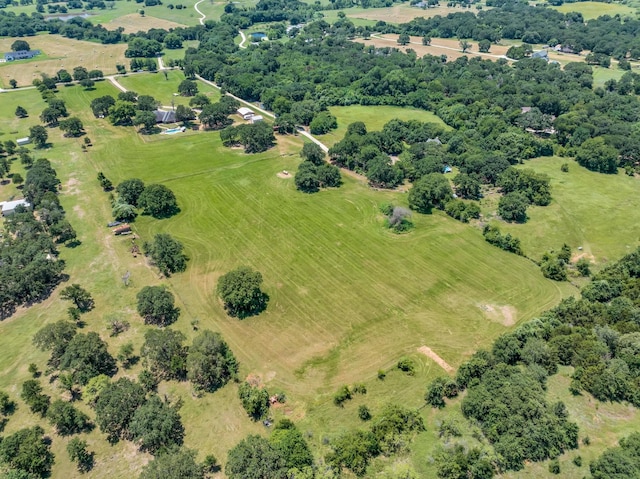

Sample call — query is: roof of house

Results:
[237,107,254,116]
[1,198,30,213]
[532,50,549,60]
[154,110,176,123]
[4,49,40,60]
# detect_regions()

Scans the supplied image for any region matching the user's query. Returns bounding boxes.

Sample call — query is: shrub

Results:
[333,385,352,407]
[397,357,415,375]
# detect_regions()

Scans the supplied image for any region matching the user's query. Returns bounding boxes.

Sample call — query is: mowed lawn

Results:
[551,0,636,19]
[0,35,126,88]
[494,156,640,265]
[0,83,574,476]
[117,70,221,107]
[316,105,451,147]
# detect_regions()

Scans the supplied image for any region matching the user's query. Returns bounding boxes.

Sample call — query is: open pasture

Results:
[103,13,186,33]
[493,156,640,265]
[116,69,220,106]
[316,104,451,147]
[0,35,126,88]
[355,34,512,61]
[551,0,636,19]
[341,3,480,24]
[0,80,578,474]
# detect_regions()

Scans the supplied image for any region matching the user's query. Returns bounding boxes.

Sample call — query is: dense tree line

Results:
[0,9,206,44]
[186,18,640,177]
[426,247,640,475]
[392,2,640,60]
[589,432,640,479]
[0,158,75,317]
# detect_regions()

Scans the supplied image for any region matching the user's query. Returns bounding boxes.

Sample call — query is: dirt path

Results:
[194,0,206,25]
[417,346,453,372]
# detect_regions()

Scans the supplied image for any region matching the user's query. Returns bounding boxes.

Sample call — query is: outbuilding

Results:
[16,137,30,146]
[237,107,254,120]
[1,198,30,216]
[250,115,264,124]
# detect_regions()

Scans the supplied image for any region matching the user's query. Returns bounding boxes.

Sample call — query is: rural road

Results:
[238,31,248,49]
[194,0,206,25]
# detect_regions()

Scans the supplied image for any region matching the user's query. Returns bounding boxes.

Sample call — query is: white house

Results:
[237,107,254,120]
[1,198,30,216]
[250,115,264,124]
[16,137,30,146]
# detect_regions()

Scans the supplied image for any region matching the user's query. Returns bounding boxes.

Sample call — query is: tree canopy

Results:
[59,332,117,385]
[187,330,238,393]
[143,233,188,276]
[216,266,268,318]
[138,184,179,218]
[129,395,185,454]
[0,426,54,477]
[95,378,146,442]
[136,286,180,327]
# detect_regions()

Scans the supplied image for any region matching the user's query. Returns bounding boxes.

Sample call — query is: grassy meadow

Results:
[551,0,636,19]
[116,70,221,107]
[0,35,127,89]
[0,80,583,477]
[316,105,451,147]
[485,156,640,266]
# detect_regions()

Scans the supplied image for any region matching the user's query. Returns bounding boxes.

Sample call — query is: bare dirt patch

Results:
[65,177,80,195]
[277,171,292,179]
[480,303,517,326]
[417,345,453,372]
[73,204,85,219]
[103,13,186,33]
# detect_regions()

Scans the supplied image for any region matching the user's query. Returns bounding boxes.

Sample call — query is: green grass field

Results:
[486,156,640,266]
[0,81,580,477]
[551,0,636,19]
[316,105,452,147]
[592,65,627,88]
[116,70,221,107]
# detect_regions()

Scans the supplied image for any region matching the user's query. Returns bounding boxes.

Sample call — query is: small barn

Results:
[16,137,30,146]
[154,109,176,123]
[1,199,30,216]
[237,107,254,120]
[4,50,40,61]
[250,115,264,124]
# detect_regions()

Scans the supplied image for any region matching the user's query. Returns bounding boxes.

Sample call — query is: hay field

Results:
[344,3,480,24]
[0,35,126,88]
[356,34,511,61]
[551,0,636,19]
[116,70,221,106]
[493,156,640,264]
[103,13,186,33]
[0,80,577,476]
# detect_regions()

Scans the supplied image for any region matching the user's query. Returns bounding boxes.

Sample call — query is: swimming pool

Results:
[163,127,186,135]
